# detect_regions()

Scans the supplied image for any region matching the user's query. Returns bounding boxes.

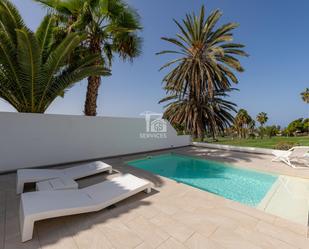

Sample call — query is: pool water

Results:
[127,154,278,206]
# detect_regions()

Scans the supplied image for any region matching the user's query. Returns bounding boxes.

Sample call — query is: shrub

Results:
[274,141,299,150]
[286,118,304,135]
[265,125,279,138]
[248,133,256,139]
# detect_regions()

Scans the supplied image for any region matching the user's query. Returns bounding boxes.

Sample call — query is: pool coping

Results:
[258,176,283,210]
[192,142,281,155]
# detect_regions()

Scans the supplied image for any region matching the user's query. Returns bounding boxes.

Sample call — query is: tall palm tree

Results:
[301,88,309,103]
[0,0,109,113]
[157,6,246,139]
[256,112,268,139]
[157,6,248,100]
[234,109,252,138]
[35,0,142,116]
[256,112,268,127]
[160,90,237,140]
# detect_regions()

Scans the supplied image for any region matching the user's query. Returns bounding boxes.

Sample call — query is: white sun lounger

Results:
[272,146,309,168]
[16,161,113,194]
[20,174,152,242]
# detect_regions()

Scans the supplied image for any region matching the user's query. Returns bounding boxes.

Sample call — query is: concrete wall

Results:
[192,142,280,155]
[0,112,190,173]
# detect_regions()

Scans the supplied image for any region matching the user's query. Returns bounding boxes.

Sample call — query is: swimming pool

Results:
[127,154,278,206]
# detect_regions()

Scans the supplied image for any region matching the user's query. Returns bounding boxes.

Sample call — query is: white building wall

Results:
[0,112,191,173]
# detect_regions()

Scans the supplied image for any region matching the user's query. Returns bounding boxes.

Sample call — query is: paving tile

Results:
[0,211,4,249]
[210,227,263,249]
[273,217,308,236]
[4,193,18,221]
[234,226,296,249]
[73,229,115,249]
[152,200,180,215]
[181,190,219,206]
[97,219,143,249]
[149,182,189,200]
[226,201,276,223]
[156,238,186,249]
[0,191,5,214]
[37,219,78,249]
[167,196,199,211]
[4,234,41,249]
[150,213,194,243]
[4,215,20,241]
[64,214,115,249]
[134,242,153,249]
[185,233,225,249]
[4,215,40,249]
[192,207,239,230]
[126,216,169,248]
[159,188,215,212]
[108,206,141,224]
[207,208,259,229]
[255,221,309,249]
[133,203,160,219]
[171,210,218,237]
[0,235,3,249]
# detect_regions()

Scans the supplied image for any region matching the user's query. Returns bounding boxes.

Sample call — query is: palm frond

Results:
[35,15,56,62]
[0,1,109,113]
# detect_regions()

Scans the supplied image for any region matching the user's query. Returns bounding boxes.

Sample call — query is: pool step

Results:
[258,175,309,225]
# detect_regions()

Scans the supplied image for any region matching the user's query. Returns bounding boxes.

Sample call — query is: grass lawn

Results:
[204,136,309,149]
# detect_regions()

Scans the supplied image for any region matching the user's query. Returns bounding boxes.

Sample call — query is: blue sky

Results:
[2,0,308,127]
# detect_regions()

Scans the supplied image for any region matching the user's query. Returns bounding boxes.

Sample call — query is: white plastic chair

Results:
[272,146,309,168]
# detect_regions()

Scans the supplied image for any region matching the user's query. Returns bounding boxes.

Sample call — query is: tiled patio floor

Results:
[1,146,309,249]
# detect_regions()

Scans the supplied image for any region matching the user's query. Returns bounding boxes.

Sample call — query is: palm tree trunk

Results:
[211,130,217,141]
[196,118,205,141]
[84,38,102,116]
[84,75,100,116]
[192,132,197,139]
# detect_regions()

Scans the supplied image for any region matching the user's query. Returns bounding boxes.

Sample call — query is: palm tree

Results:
[157,6,246,140]
[234,109,252,138]
[256,112,268,139]
[256,112,268,127]
[35,0,142,116]
[0,0,109,113]
[248,119,256,137]
[157,6,247,100]
[301,88,309,103]
[160,90,237,140]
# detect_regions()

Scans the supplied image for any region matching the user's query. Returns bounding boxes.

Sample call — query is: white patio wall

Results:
[192,142,279,155]
[0,112,190,173]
